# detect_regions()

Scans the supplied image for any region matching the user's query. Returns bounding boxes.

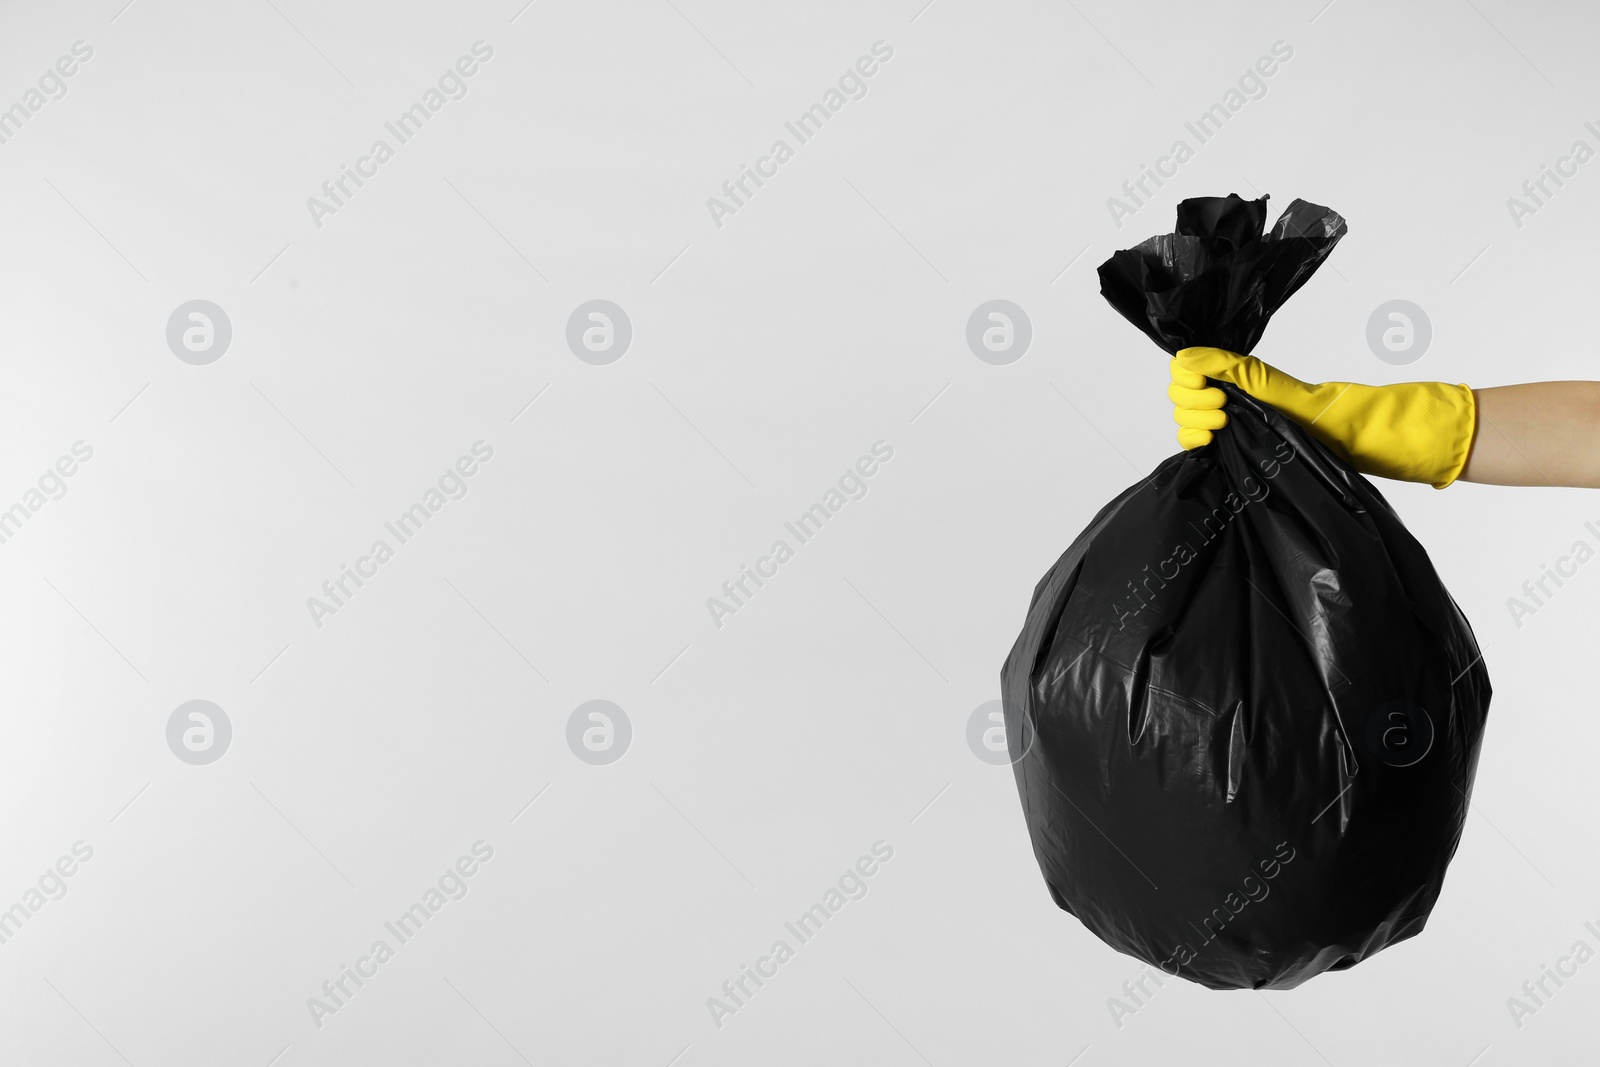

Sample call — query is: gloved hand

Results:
[1169,346,1478,488]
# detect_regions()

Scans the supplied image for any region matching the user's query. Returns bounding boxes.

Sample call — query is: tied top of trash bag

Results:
[1098,194,1347,355]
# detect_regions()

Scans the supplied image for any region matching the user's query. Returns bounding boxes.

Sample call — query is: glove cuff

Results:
[1430,383,1477,489]
[1301,379,1477,488]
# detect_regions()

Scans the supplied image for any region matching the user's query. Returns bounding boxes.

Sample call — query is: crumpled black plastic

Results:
[999,194,1491,990]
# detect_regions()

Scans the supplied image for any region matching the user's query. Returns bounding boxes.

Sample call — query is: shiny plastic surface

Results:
[1099,193,1346,356]
[1000,195,1491,990]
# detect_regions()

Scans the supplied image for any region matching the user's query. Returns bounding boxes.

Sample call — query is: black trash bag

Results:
[999,194,1491,990]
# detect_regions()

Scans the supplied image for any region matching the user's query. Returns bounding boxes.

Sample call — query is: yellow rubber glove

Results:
[1169,347,1478,489]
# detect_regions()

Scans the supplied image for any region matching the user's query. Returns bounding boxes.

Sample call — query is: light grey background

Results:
[0,0,1595,1064]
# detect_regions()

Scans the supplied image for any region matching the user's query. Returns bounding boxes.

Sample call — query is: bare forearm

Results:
[1460,382,1600,487]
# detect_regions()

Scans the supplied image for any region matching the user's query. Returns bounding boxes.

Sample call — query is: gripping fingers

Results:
[1170,362,1211,391]
[1175,404,1227,430]
[1175,405,1227,455]
[1170,361,1227,450]
[1168,371,1226,412]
